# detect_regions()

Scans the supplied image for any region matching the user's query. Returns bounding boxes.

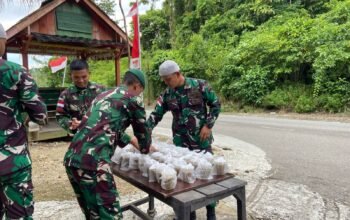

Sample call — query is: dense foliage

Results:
[29,0,350,113]
[140,0,350,113]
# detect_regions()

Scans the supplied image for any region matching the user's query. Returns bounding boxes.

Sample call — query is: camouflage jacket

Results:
[0,59,47,175]
[56,82,105,132]
[147,77,221,150]
[64,86,151,171]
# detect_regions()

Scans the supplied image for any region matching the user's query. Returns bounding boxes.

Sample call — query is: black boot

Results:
[206,205,216,220]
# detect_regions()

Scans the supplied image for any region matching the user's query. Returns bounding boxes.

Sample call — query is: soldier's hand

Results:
[70,118,81,130]
[200,125,211,141]
[24,116,31,127]
[149,145,157,153]
[130,136,140,150]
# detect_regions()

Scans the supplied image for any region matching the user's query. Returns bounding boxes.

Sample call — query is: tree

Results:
[139,10,170,50]
[93,0,116,17]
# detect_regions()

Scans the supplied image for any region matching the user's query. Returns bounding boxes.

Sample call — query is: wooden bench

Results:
[112,163,247,220]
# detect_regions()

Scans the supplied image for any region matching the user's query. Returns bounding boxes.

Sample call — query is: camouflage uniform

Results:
[0,59,47,219]
[56,82,105,132]
[64,86,151,219]
[147,77,221,151]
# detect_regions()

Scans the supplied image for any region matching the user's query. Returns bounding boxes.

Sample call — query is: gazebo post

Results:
[21,51,29,69]
[114,50,121,86]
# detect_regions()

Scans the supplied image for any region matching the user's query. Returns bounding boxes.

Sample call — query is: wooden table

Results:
[112,163,247,220]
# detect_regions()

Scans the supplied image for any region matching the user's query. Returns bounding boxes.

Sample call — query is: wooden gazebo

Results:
[5,0,130,85]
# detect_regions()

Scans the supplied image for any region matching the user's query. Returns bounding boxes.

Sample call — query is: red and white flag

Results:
[128,2,141,69]
[49,56,67,73]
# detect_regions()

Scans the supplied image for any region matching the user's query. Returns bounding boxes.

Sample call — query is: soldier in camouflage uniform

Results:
[146,60,221,220]
[56,59,105,134]
[0,23,47,220]
[64,69,151,219]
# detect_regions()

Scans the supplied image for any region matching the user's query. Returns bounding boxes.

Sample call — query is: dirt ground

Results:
[29,141,140,202]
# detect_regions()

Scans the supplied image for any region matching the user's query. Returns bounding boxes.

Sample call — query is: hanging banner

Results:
[128,2,141,69]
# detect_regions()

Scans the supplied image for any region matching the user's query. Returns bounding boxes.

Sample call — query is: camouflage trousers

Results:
[65,166,122,220]
[0,167,34,220]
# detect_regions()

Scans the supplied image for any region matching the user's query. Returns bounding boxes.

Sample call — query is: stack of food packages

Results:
[111,143,229,191]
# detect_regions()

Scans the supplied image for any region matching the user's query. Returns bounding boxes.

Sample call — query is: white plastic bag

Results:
[178,164,196,183]
[195,159,213,180]
[111,147,123,165]
[212,156,228,175]
[120,152,133,171]
[129,153,140,170]
[142,157,154,178]
[155,164,167,183]
[148,162,159,182]
[171,158,187,174]
[160,167,177,190]
[150,152,164,162]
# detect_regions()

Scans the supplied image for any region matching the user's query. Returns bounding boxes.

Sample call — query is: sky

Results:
[0,0,162,68]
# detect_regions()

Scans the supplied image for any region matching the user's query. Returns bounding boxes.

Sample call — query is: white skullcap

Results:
[159,60,180,76]
[0,23,6,39]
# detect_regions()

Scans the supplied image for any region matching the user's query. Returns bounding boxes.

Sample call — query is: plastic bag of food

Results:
[164,154,174,165]
[155,164,167,183]
[182,153,200,168]
[124,144,138,153]
[201,151,214,164]
[178,164,196,183]
[171,158,187,174]
[212,156,228,175]
[138,155,149,172]
[195,159,213,180]
[142,157,154,178]
[150,152,164,162]
[120,152,133,171]
[111,147,123,165]
[129,153,140,170]
[161,167,177,190]
[148,162,159,182]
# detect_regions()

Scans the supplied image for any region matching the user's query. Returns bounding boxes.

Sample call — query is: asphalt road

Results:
[154,112,350,206]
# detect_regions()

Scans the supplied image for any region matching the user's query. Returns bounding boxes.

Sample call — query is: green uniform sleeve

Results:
[128,98,152,154]
[18,70,47,125]
[201,81,221,129]
[56,90,72,132]
[117,132,132,148]
[146,92,168,130]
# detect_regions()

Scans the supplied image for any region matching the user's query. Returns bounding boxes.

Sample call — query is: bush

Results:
[295,95,316,113]
[229,66,274,106]
[316,94,344,113]
[262,88,291,110]
[262,84,313,111]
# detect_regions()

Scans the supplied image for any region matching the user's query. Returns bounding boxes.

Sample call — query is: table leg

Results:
[147,195,156,218]
[233,187,246,220]
[173,205,191,220]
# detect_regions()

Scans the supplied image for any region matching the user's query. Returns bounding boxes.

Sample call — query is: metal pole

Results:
[119,0,131,67]
[136,0,141,70]
[62,62,67,87]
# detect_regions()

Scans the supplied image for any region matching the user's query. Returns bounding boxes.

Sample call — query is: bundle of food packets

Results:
[111,141,229,191]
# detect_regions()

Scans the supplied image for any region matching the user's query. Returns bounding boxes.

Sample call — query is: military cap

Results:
[126,69,146,88]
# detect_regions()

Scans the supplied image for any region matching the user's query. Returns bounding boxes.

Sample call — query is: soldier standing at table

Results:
[0,23,47,219]
[146,60,221,220]
[56,59,105,134]
[64,69,151,219]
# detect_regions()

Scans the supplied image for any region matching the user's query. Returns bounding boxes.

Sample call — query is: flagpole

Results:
[137,0,141,70]
[62,63,67,87]
[119,0,131,67]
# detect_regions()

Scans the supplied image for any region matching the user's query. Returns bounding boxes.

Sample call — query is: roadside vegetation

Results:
[31,0,350,114]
